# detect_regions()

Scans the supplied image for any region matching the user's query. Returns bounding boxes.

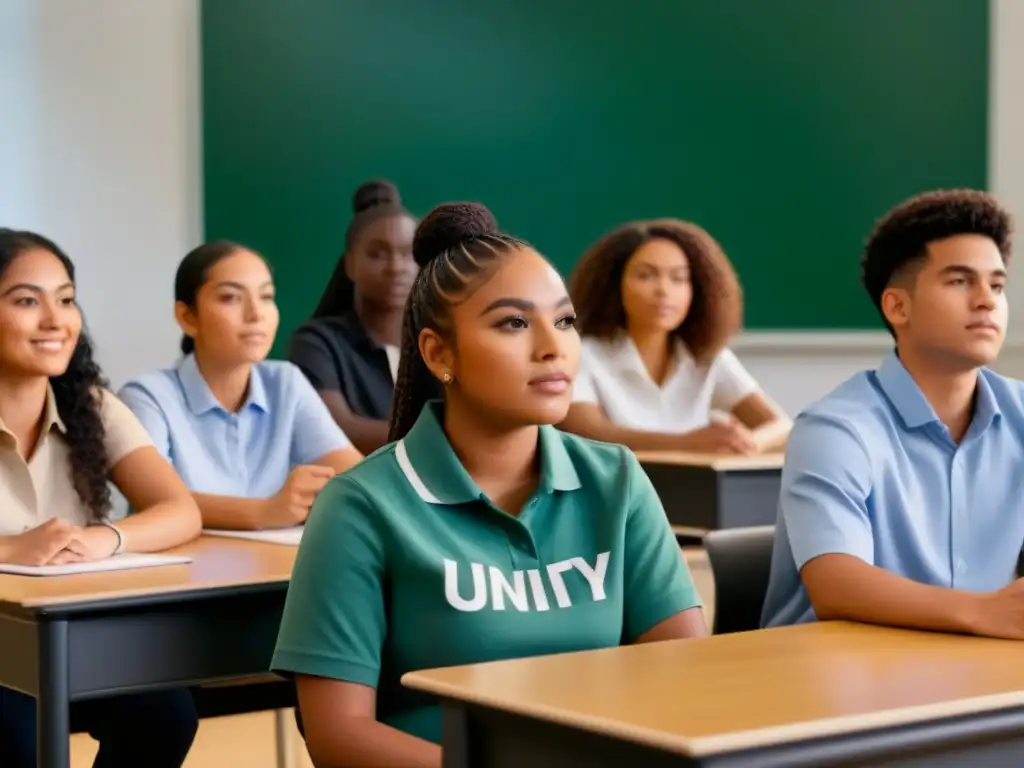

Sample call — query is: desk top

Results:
[403,621,1024,757]
[0,536,296,609]
[635,450,783,471]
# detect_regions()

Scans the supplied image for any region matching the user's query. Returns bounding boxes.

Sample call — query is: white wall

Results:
[1,0,201,388]
[2,0,1022,407]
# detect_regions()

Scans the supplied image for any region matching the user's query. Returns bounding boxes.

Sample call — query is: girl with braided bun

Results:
[289,179,419,454]
[273,203,706,767]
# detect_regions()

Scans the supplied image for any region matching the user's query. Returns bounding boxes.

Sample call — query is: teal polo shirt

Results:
[272,400,700,743]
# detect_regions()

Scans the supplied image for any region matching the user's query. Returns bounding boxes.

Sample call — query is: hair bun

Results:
[352,179,401,214]
[412,202,499,267]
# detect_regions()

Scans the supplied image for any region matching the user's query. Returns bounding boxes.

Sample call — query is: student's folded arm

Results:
[711,350,791,450]
[288,363,364,471]
[317,389,392,457]
[786,415,979,634]
[619,448,707,642]
[273,477,441,768]
[291,329,390,456]
[103,392,201,550]
[730,393,792,452]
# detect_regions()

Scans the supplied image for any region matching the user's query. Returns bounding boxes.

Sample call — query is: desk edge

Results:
[403,675,1024,757]
[0,576,290,614]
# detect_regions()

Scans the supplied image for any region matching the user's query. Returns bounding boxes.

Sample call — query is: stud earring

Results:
[442,371,452,385]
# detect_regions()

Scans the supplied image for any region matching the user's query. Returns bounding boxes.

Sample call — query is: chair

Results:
[704,525,776,634]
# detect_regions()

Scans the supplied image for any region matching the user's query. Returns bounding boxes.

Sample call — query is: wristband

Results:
[100,522,125,555]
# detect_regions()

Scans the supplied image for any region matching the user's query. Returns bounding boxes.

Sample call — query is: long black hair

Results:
[174,239,251,355]
[0,228,112,522]
[311,179,413,320]
[388,203,526,441]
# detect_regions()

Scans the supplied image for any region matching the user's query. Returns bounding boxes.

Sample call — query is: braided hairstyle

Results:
[569,218,742,363]
[388,202,526,441]
[0,229,112,522]
[312,179,414,319]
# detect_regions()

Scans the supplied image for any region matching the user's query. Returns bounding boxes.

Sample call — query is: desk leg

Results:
[36,620,69,768]
[441,703,473,768]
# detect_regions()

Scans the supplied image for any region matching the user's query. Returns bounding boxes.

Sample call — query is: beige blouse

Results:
[0,387,153,535]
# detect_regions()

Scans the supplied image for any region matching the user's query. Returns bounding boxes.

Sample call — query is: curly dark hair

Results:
[0,229,112,522]
[569,218,742,363]
[388,202,525,442]
[861,189,1014,334]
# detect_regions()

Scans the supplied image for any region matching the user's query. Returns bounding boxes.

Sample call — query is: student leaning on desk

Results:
[272,203,707,768]
[118,241,362,531]
[762,189,1024,640]
[0,230,201,767]
[559,218,790,455]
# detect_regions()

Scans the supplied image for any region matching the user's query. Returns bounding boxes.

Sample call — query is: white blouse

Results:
[572,334,760,433]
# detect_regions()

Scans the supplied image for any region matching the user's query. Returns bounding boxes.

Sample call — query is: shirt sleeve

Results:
[780,412,874,569]
[621,448,702,640]
[287,363,353,465]
[116,383,172,460]
[709,348,761,412]
[571,343,599,404]
[98,388,156,465]
[272,475,386,686]
[288,326,341,392]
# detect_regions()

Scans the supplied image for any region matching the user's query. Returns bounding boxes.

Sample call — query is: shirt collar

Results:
[396,400,581,505]
[0,385,65,448]
[42,384,66,434]
[875,350,1002,432]
[176,353,268,416]
[607,332,689,376]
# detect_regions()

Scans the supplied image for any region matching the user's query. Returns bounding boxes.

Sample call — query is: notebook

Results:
[203,526,304,546]
[0,553,193,577]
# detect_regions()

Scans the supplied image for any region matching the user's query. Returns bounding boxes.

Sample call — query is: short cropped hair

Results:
[861,189,1014,332]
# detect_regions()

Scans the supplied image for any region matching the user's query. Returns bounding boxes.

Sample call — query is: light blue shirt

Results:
[762,352,1024,628]
[118,355,350,498]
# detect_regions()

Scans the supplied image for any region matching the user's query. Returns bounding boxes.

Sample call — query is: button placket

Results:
[949,450,967,586]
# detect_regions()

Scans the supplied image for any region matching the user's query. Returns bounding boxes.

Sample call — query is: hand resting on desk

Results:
[0,518,118,566]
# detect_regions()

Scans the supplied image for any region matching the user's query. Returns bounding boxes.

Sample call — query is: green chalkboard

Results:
[202,0,988,349]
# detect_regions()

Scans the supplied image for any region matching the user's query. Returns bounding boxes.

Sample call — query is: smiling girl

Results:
[0,229,201,767]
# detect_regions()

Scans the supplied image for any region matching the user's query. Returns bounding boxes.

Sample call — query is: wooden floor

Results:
[70,549,715,768]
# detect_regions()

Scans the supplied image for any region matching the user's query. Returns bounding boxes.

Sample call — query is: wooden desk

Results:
[0,537,296,768]
[404,621,1024,767]
[636,452,783,536]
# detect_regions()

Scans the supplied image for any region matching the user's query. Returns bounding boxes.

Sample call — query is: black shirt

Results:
[288,312,394,420]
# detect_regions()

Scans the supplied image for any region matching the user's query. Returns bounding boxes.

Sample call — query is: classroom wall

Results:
[0,0,201,388]
[2,0,1023,413]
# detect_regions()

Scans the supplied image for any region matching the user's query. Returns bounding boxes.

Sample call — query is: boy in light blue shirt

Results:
[762,189,1024,639]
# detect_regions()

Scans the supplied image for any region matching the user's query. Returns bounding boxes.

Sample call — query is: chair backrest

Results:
[704,525,776,634]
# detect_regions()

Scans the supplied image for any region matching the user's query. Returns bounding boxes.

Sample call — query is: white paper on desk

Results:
[203,526,304,546]
[0,553,193,577]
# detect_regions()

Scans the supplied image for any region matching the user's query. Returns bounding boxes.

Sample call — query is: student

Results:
[761,189,1024,638]
[118,241,362,531]
[0,229,201,767]
[561,219,790,455]
[288,180,419,454]
[272,203,706,767]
